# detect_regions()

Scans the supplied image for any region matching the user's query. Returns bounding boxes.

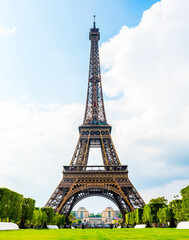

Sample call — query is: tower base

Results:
[46,165,145,223]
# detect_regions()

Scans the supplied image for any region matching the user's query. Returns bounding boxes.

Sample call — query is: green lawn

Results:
[0,228,189,240]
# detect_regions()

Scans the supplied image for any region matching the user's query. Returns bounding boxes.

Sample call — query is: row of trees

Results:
[1,185,188,227]
[0,188,66,228]
[126,185,189,226]
[0,188,35,223]
[31,207,65,228]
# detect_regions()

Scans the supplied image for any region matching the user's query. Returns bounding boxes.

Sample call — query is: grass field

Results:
[0,228,189,240]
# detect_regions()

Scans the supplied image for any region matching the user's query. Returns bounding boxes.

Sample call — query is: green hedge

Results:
[0,188,23,222]
[41,207,54,224]
[22,198,35,222]
[143,203,164,224]
[181,185,189,220]
[135,208,143,224]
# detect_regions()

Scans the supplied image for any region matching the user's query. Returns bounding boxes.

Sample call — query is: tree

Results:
[41,210,48,226]
[125,212,135,226]
[71,211,76,217]
[149,197,168,206]
[169,215,176,228]
[41,207,54,224]
[78,219,82,224]
[143,203,164,224]
[68,214,75,225]
[53,213,65,226]
[157,207,171,224]
[0,188,23,222]
[0,188,13,221]
[53,213,59,225]
[146,220,151,228]
[169,199,184,222]
[129,212,136,226]
[9,190,23,223]
[19,217,26,229]
[125,213,129,225]
[31,209,47,228]
[42,221,47,229]
[135,208,143,224]
[59,214,65,226]
[181,185,189,220]
[31,209,40,227]
[22,198,35,224]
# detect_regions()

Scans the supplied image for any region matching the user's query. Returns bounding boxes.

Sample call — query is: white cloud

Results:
[140,179,189,203]
[0,99,187,211]
[100,0,189,192]
[22,96,28,101]
[0,24,16,35]
[0,101,84,206]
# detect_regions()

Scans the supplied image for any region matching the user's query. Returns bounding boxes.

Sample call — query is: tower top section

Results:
[89,15,100,41]
[83,16,107,125]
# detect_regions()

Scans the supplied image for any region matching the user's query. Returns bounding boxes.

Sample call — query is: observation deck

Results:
[63,165,128,172]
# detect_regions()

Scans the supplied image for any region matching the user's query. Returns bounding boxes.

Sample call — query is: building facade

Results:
[102,207,120,219]
[73,207,121,224]
[74,207,89,219]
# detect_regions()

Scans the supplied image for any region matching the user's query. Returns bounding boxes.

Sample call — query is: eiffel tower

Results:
[45,17,145,222]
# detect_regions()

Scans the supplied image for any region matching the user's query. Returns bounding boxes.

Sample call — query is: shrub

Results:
[0,188,23,222]
[143,203,164,224]
[135,208,143,224]
[169,199,184,222]
[41,207,54,224]
[22,198,35,224]
[181,185,189,220]
[157,207,171,224]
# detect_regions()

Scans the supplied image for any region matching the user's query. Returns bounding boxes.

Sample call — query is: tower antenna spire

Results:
[93,15,96,28]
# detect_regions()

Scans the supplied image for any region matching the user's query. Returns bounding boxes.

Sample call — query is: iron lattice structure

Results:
[46,18,145,222]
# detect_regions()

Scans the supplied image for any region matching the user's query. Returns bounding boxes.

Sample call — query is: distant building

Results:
[74,207,89,219]
[102,207,120,219]
[74,207,121,224]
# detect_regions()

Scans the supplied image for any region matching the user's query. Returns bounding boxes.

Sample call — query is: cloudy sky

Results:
[0,0,189,214]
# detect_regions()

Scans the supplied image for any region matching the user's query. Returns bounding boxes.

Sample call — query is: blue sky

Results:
[0,0,159,104]
[0,0,189,213]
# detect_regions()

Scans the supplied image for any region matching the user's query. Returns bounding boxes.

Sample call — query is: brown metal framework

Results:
[45,17,145,223]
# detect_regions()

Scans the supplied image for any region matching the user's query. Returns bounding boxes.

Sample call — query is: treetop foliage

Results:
[0,188,23,222]
[180,185,189,220]
[22,198,35,221]
[149,197,168,205]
